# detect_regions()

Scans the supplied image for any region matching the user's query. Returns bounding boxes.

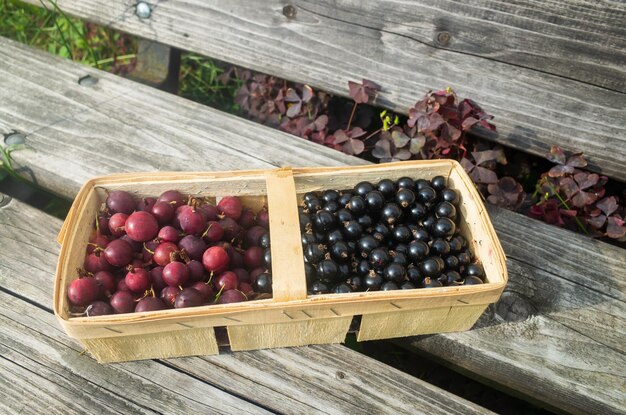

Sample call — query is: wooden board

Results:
[0,36,361,199]
[17,1,626,181]
[0,194,494,414]
[397,206,626,415]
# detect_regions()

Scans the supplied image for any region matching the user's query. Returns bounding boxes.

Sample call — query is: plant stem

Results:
[96,54,136,66]
[346,102,358,130]
[363,128,382,142]
[545,181,589,235]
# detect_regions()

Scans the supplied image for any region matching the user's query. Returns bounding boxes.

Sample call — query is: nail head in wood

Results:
[282,4,297,18]
[4,132,25,145]
[136,2,152,19]
[436,31,451,46]
[78,75,98,87]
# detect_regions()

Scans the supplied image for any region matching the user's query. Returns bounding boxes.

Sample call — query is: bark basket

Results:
[55,160,507,363]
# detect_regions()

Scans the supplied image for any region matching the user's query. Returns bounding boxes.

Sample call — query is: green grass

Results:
[0,0,242,217]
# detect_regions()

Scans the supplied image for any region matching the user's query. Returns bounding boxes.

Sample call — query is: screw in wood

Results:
[282,4,297,18]
[436,31,451,46]
[136,2,152,19]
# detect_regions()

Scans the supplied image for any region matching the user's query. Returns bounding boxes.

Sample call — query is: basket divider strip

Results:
[264,168,307,302]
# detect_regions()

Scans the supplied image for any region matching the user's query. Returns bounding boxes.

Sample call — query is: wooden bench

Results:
[2,0,626,413]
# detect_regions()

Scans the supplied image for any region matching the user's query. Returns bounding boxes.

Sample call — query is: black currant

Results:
[299,212,313,232]
[306,198,323,213]
[383,263,406,283]
[412,227,431,243]
[377,179,396,199]
[309,280,329,294]
[419,257,443,278]
[432,217,456,238]
[407,240,429,263]
[391,251,408,267]
[322,189,340,204]
[325,228,344,245]
[401,281,416,290]
[444,255,460,270]
[363,272,383,291]
[354,181,375,197]
[440,188,459,204]
[342,220,363,240]
[264,248,272,269]
[356,259,371,275]
[372,222,391,242]
[369,247,390,269]
[420,277,443,288]
[357,214,374,229]
[314,210,336,232]
[303,192,319,203]
[336,208,353,223]
[396,188,416,208]
[440,270,462,286]
[301,232,317,246]
[330,241,351,262]
[430,238,451,256]
[323,201,340,213]
[431,175,446,191]
[464,276,484,285]
[305,243,326,263]
[392,225,412,243]
[465,263,485,280]
[381,281,399,291]
[394,243,409,255]
[457,250,472,266]
[348,275,362,290]
[317,259,338,281]
[259,232,271,249]
[407,265,423,285]
[448,235,466,253]
[365,190,385,213]
[396,177,414,189]
[415,179,430,191]
[422,214,437,230]
[347,196,366,215]
[357,235,379,257]
[434,201,457,220]
[381,203,403,225]
[408,203,427,222]
[417,186,437,204]
[337,262,351,278]
[332,283,352,293]
[338,191,354,206]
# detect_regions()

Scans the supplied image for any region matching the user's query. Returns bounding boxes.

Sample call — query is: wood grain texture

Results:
[0,293,270,415]
[19,0,626,181]
[398,206,626,415]
[0,196,493,414]
[0,36,361,199]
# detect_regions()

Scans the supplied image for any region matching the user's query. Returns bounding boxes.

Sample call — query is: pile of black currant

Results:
[299,175,486,294]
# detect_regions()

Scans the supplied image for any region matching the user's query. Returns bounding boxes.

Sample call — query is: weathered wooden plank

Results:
[18,0,626,181]
[0,36,361,199]
[299,0,626,92]
[0,291,270,415]
[397,205,626,415]
[0,196,494,415]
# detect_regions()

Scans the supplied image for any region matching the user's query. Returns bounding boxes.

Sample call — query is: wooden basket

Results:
[55,160,507,363]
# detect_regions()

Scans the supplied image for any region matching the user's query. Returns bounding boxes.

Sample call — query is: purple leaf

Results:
[596,196,619,216]
[461,117,479,131]
[348,79,380,104]
[547,145,566,165]
[471,166,498,184]
[286,101,302,118]
[606,216,626,239]
[391,130,410,147]
[586,214,607,230]
[372,137,392,160]
[566,153,587,168]
[548,165,575,177]
[332,130,349,144]
[343,138,365,155]
[574,172,599,190]
[284,88,301,103]
[301,85,314,103]
[409,135,426,154]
